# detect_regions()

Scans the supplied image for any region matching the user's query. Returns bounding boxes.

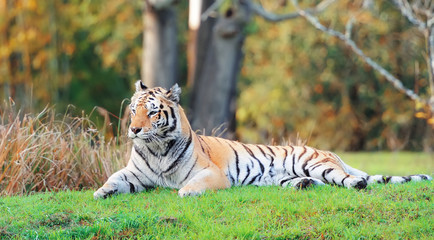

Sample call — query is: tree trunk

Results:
[142,0,178,89]
[186,0,203,87]
[188,0,216,88]
[190,2,250,138]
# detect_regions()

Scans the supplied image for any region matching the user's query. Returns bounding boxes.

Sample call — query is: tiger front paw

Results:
[178,185,205,197]
[93,183,118,199]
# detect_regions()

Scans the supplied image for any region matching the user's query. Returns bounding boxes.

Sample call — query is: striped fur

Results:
[93,82,432,199]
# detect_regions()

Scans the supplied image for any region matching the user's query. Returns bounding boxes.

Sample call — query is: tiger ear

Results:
[135,80,147,92]
[166,84,181,103]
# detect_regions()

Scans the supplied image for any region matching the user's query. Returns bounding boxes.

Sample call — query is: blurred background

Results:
[1,0,433,151]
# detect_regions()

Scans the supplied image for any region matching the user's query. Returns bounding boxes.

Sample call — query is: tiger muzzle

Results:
[130,127,142,134]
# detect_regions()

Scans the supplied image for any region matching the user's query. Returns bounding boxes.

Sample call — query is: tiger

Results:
[93,81,432,199]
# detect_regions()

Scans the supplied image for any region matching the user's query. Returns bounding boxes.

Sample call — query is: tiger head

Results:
[128,80,182,142]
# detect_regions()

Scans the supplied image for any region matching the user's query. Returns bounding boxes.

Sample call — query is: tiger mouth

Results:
[129,132,155,143]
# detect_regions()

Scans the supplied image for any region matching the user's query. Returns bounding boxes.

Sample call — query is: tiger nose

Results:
[130,127,142,134]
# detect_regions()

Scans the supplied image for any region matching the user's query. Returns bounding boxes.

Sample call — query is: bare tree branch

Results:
[290,0,430,108]
[248,0,336,22]
[389,0,434,109]
[201,0,224,21]
[391,0,426,30]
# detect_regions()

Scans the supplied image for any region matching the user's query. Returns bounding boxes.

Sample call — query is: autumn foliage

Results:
[0,0,432,152]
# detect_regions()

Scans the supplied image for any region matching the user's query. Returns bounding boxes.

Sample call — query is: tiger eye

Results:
[160,104,163,109]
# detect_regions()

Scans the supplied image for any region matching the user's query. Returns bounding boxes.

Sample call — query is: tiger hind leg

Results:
[324,171,367,189]
[309,164,368,189]
[279,176,325,189]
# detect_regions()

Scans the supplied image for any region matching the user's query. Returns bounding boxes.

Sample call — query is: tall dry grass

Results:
[0,101,130,196]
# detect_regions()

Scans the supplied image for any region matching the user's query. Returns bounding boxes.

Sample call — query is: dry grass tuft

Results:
[0,101,130,196]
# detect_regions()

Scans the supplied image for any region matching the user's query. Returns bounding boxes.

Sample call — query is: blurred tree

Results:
[0,0,142,118]
[237,0,433,150]
[291,0,434,124]
[1,0,432,150]
[186,0,203,87]
[142,0,178,89]
[188,0,216,90]
[187,0,332,138]
[189,0,250,138]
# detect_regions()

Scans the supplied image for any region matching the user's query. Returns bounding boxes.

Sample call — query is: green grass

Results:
[0,153,433,239]
[340,152,433,176]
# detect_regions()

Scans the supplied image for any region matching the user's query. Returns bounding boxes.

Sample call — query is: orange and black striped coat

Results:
[94,81,432,199]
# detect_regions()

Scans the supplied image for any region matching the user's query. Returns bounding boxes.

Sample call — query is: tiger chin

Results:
[93,81,432,199]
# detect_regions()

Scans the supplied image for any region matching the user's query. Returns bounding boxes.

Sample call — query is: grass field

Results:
[0,153,433,239]
[339,152,433,176]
